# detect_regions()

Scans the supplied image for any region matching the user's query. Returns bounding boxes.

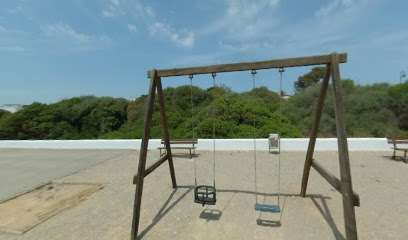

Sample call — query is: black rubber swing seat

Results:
[194,185,217,206]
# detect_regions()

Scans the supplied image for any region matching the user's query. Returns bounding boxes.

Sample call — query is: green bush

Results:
[1,80,407,139]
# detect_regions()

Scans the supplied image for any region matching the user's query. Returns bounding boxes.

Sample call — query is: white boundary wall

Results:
[0,138,391,151]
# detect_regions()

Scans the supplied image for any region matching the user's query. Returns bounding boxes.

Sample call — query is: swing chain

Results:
[189,74,197,186]
[211,72,216,187]
[252,70,258,204]
[192,73,218,206]
[252,68,284,211]
[277,67,284,207]
[251,70,257,90]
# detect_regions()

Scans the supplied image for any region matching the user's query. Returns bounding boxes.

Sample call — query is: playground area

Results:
[0,148,407,240]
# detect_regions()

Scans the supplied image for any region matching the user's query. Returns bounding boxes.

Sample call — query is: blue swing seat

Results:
[254,203,280,213]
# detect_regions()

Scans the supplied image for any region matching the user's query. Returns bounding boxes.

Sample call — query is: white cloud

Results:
[111,0,120,6]
[43,24,90,42]
[101,0,124,18]
[202,0,280,40]
[144,6,155,18]
[100,1,195,48]
[200,0,379,59]
[101,0,147,19]
[127,24,137,33]
[214,0,382,59]
[144,7,195,48]
[149,22,194,48]
[6,4,24,14]
[102,9,115,18]
[227,0,279,18]
[315,0,363,18]
[178,32,194,48]
[41,23,111,50]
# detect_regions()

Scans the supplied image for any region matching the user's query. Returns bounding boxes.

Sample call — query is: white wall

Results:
[0,138,392,151]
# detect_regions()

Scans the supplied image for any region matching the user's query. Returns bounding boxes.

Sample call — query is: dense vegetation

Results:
[0,80,407,139]
[294,67,326,93]
[0,96,128,139]
[283,80,407,137]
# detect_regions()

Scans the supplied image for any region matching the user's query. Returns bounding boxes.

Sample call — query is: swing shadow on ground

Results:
[219,189,345,240]
[137,186,194,239]
[137,185,343,240]
[199,192,236,222]
[255,193,285,228]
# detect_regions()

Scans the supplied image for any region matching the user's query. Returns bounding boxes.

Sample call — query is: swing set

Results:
[131,53,360,240]
[190,68,282,211]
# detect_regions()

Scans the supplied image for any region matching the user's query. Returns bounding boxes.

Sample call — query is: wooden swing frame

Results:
[131,52,360,240]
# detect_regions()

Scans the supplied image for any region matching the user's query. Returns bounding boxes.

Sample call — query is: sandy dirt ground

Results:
[0,182,102,234]
[0,149,407,240]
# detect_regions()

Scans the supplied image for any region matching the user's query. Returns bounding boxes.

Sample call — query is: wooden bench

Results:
[158,139,197,159]
[387,138,408,163]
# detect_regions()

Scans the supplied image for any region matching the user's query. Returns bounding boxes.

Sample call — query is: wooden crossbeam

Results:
[312,159,360,206]
[147,53,347,78]
[132,154,169,184]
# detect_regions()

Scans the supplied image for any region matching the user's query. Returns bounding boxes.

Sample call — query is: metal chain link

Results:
[278,67,285,206]
[212,72,216,188]
[252,70,258,204]
[211,73,217,188]
[189,74,197,186]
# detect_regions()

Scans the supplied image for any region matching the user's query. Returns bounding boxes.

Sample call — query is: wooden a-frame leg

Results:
[331,53,358,240]
[300,64,331,197]
[131,70,158,240]
[156,76,177,188]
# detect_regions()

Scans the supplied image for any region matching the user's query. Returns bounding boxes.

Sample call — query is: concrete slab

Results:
[0,149,132,201]
[0,149,407,239]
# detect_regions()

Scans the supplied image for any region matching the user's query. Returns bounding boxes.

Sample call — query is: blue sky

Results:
[0,0,407,104]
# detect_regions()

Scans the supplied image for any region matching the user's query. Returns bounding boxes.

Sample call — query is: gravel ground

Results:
[0,149,407,240]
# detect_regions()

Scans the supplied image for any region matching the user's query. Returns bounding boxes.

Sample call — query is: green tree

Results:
[0,96,129,140]
[294,67,326,92]
[0,109,11,139]
[388,81,408,131]
[2,79,407,140]
[0,109,10,119]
